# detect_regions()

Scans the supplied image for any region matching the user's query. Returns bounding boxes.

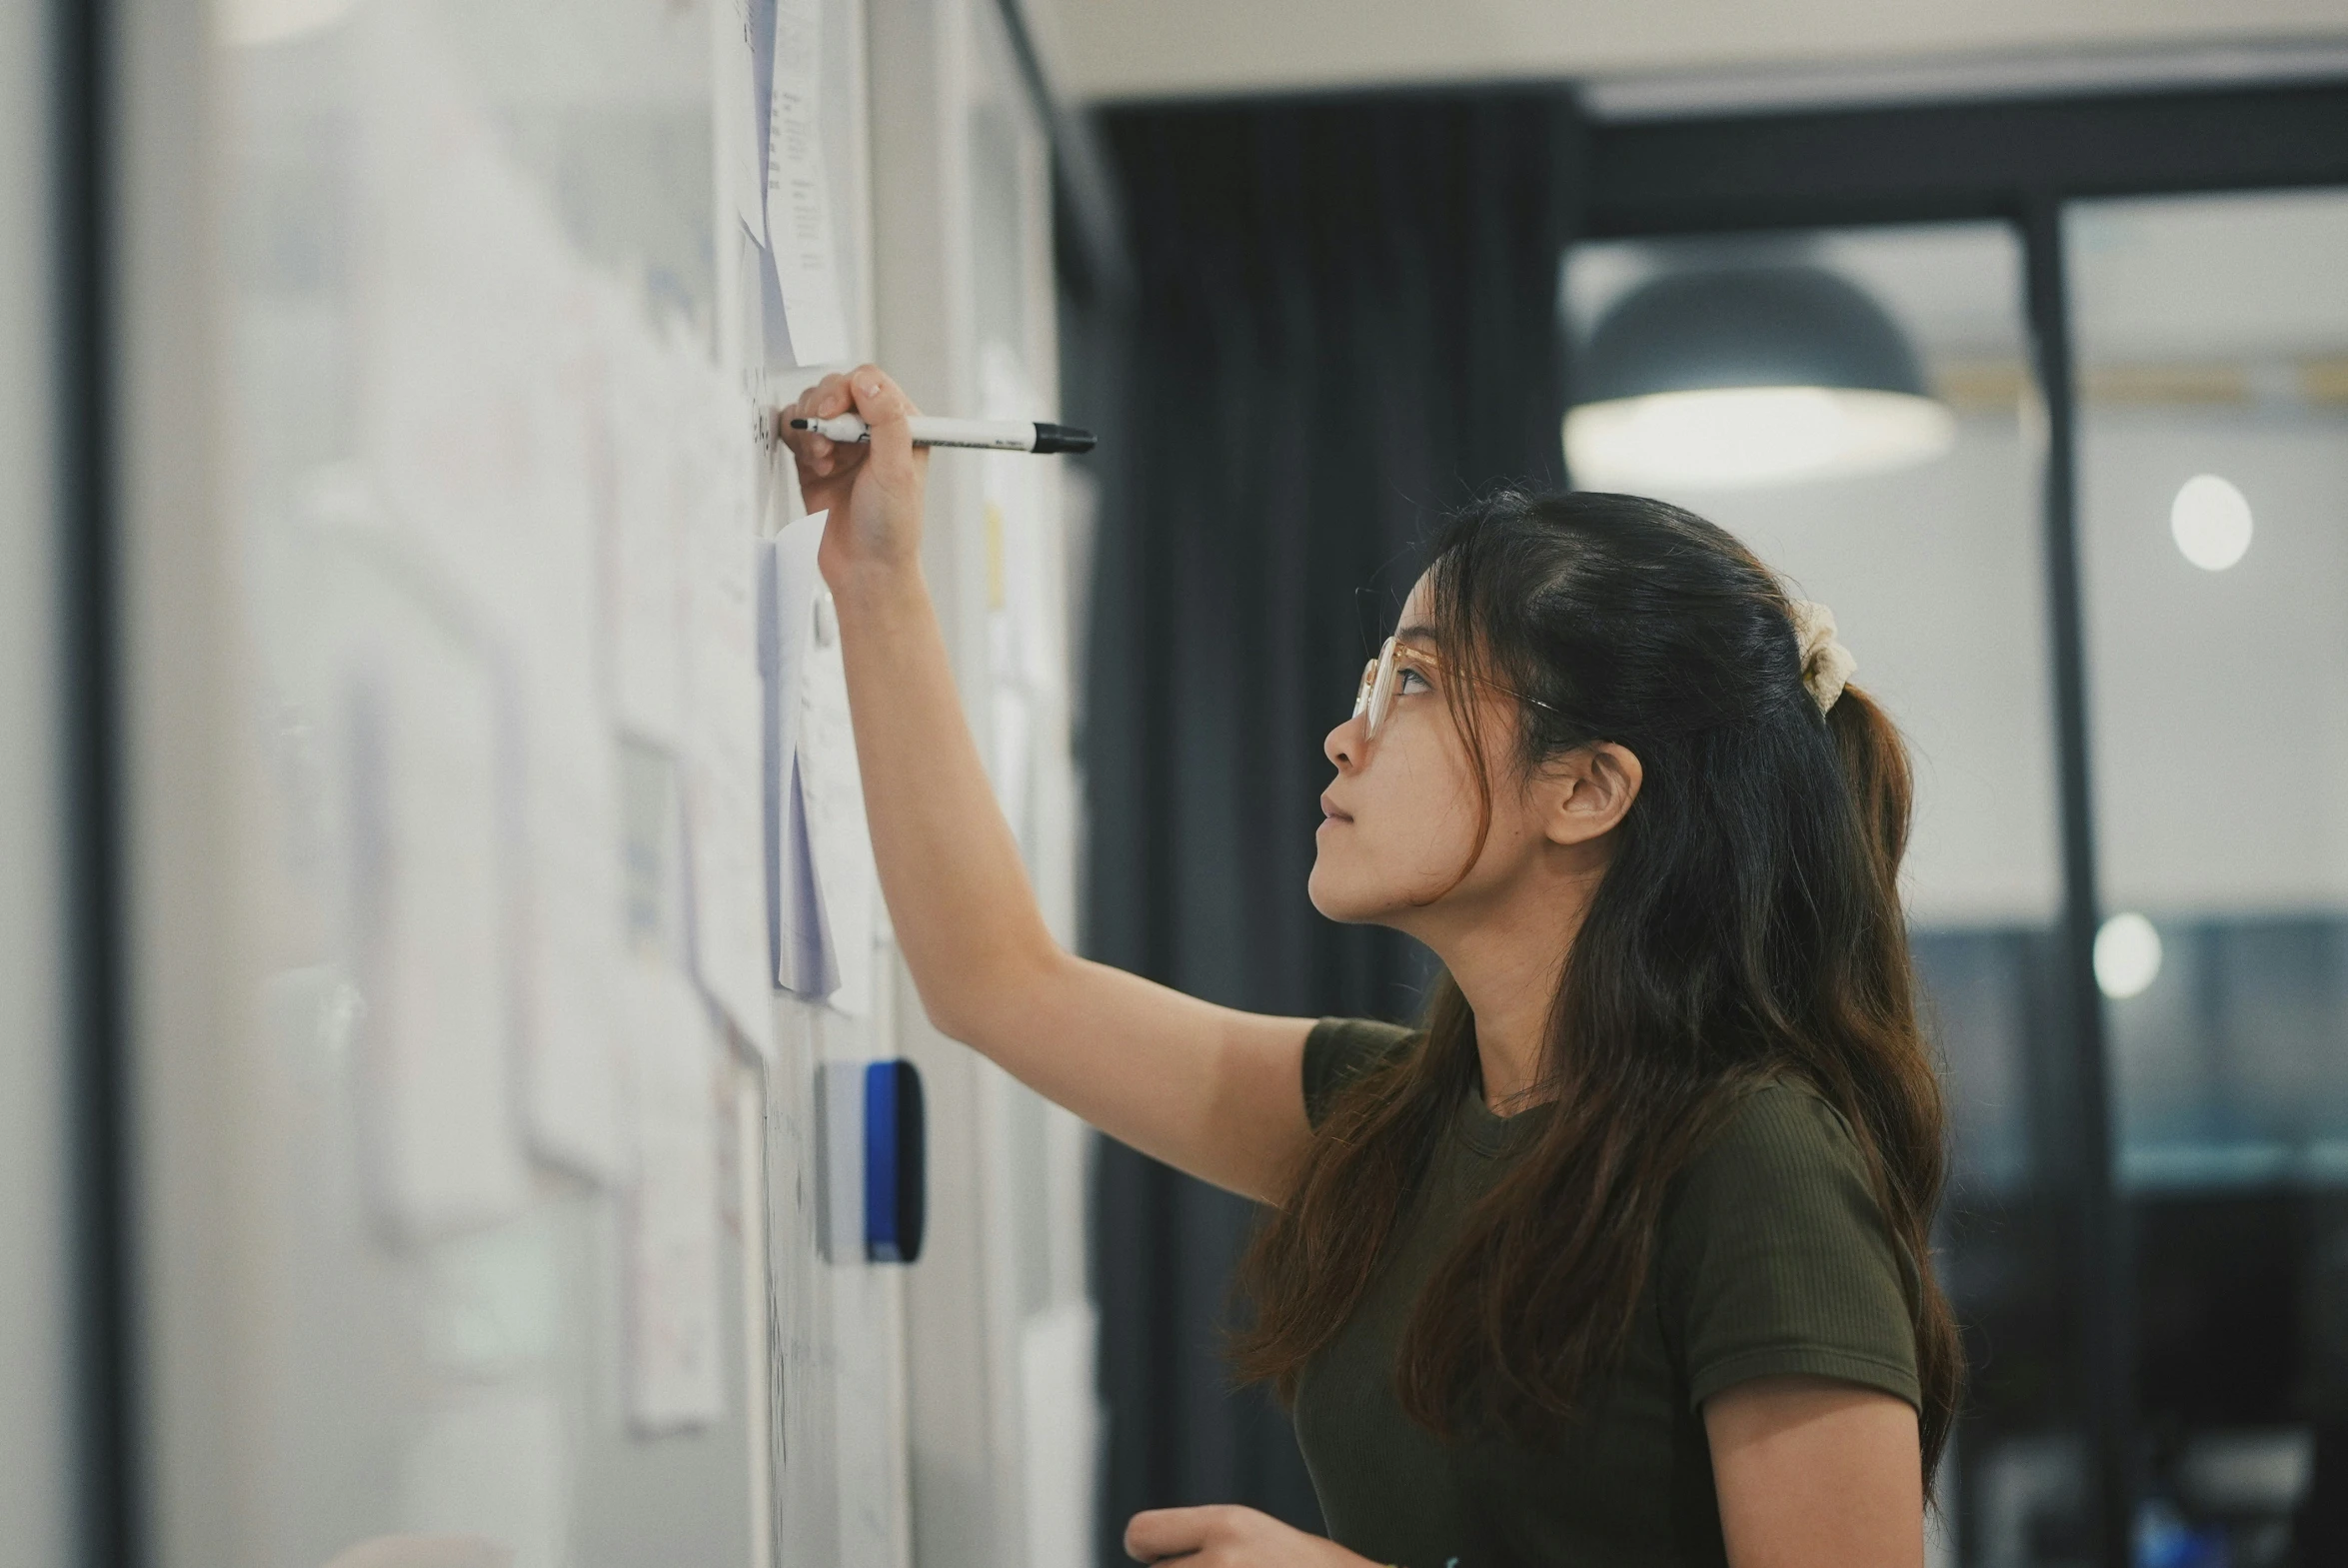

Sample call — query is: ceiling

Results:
[1024,0,2348,109]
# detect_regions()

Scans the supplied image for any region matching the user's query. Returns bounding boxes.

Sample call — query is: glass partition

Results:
[1566,223,2089,1565]
[2072,187,2348,1563]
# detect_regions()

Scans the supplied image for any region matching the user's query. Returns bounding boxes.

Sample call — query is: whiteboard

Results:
[210,0,898,1563]
[123,0,1095,1560]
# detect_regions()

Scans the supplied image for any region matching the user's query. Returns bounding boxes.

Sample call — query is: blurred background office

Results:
[1042,9,2348,1568]
[10,2,2348,1568]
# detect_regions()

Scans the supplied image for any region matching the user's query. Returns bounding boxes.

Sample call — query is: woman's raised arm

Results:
[781,365,1315,1202]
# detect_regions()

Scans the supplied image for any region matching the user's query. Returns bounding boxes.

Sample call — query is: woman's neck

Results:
[1430,865,1603,1114]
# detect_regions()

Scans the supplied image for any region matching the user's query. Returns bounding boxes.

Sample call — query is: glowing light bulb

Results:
[2170,475,2253,572]
[1563,387,1954,493]
[2094,912,2163,1000]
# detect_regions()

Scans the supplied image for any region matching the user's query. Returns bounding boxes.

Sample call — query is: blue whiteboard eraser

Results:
[862,1060,926,1264]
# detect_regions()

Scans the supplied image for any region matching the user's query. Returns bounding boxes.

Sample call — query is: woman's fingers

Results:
[1125,1505,1242,1563]
[844,364,921,476]
[781,373,854,438]
[783,363,930,578]
[1124,1507,1200,1562]
[781,367,914,467]
[782,371,871,488]
[844,363,915,420]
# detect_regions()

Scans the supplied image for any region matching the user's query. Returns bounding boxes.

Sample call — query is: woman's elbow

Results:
[911,936,1062,1047]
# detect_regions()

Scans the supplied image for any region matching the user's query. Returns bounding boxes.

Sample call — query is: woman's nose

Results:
[1324,715,1363,771]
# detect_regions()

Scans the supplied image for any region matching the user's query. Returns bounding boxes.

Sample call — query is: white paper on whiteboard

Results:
[603,321,692,748]
[763,513,825,795]
[684,713,775,1062]
[714,0,767,236]
[764,0,849,367]
[351,12,629,1188]
[682,383,778,1061]
[515,695,628,1183]
[623,962,728,1433]
[773,756,834,996]
[796,584,878,1015]
[762,514,829,996]
[345,583,532,1240]
[354,8,588,616]
[759,511,875,1013]
[510,294,628,1184]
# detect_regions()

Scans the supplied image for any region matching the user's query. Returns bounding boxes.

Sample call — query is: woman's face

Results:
[1309,574,1558,930]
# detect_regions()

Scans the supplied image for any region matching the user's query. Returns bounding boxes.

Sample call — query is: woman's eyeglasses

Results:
[1350,636,1553,743]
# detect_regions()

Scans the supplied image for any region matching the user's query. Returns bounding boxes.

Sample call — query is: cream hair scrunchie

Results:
[1788,600,1858,715]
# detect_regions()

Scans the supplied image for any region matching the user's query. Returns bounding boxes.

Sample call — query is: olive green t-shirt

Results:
[1291,1018,1922,1568]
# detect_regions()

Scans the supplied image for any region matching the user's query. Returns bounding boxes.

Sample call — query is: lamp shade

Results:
[1566,265,1955,491]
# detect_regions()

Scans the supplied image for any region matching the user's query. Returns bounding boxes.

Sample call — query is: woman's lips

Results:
[1319,793,1352,822]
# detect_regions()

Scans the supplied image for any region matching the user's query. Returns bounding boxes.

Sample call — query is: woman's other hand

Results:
[778,363,929,587]
[1125,1505,1379,1567]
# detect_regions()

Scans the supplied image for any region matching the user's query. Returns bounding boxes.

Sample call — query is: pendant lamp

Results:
[1564,265,1956,492]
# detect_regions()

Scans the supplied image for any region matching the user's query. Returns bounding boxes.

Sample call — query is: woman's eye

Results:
[1395,665,1433,696]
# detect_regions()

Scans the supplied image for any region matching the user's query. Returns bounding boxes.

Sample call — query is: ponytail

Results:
[1825,684,1912,895]
[1820,680,1965,1489]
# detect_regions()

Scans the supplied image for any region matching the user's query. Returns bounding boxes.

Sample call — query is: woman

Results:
[782,367,1959,1568]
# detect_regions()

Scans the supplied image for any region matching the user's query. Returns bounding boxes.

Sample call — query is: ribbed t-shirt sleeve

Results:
[1654,1082,1923,1412]
[1300,1017,1420,1130]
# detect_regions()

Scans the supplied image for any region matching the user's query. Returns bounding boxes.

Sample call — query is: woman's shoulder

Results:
[1655,1074,1923,1407]
[1665,1076,1885,1238]
[1697,1076,1868,1172]
[1301,1017,1421,1129]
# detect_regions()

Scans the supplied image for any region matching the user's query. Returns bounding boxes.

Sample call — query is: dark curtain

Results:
[1068,91,1587,1558]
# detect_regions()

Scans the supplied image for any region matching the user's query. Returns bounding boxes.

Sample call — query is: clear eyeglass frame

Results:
[1350,636,1552,742]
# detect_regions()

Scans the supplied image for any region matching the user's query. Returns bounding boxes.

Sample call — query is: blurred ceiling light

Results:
[219,0,358,48]
[2094,912,2164,1000]
[1565,266,1955,492]
[2170,473,2253,571]
[1566,387,1954,492]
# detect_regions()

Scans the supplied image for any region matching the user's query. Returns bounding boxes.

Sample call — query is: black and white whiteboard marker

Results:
[784,411,1096,455]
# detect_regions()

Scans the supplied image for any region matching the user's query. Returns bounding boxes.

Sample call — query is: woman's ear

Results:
[1544,743,1642,847]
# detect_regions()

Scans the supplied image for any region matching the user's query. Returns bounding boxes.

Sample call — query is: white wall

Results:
[2081,410,2348,918]
[0,1,74,1563]
[1677,417,2067,929]
[1628,409,2348,929]
[2071,190,2348,364]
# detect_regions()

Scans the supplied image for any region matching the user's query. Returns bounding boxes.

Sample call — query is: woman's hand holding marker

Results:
[779,365,931,588]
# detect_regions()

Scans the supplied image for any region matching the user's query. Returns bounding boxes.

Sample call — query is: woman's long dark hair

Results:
[1232,489,1963,1486]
